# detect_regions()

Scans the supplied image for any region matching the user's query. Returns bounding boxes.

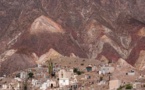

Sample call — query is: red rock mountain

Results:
[0,0,145,76]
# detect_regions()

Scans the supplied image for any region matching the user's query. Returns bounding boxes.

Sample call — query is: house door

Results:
[51,84,53,88]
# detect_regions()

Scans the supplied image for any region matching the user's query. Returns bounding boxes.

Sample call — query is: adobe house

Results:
[99,66,114,75]
[126,70,135,76]
[58,69,73,87]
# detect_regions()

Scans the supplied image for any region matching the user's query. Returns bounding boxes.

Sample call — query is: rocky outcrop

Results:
[30,15,65,34]
[38,48,62,64]
[134,50,145,70]
[117,58,134,68]
[13,15,86,57]
[0,52,37,76]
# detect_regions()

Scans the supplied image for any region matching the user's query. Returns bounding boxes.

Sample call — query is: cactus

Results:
[47,59,53,77]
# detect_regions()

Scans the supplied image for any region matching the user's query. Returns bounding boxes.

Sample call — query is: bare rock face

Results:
[134,50,145,70]
[38,48,63,64]
[0,52,37,76]
[13,15,86,57]
[1,0,145,75]
[30,15,65,34]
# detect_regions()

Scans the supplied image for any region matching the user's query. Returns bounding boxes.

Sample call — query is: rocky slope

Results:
[0,0,145,75]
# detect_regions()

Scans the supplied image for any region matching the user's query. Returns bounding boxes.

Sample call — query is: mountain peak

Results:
[37,48,62,64]
[117,58,134,68]
[30,15,65,34]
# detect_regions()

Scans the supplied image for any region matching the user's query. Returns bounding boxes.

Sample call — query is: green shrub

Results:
[125,84,133,89]
[73,68,84,75]
[77,71,84,75]
[73,68,78,73]
[28,72,34,79]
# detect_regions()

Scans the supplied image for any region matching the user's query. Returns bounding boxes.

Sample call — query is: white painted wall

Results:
[59,78,69,87]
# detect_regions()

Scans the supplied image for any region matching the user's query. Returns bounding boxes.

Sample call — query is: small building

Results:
[86,65,92,72]
[92,65,97,71]
[99,66,114,75]
[2,84,8,90]
[20,71,27,79]
[37,64,42,68]
[40,79,57,90]
[40,82,48,90]
[32,79,38,86]
[14,77,22,82]
[58,69,74,87]
[46,79,57,88]
[126,70,135,76]
[98,80,106,85]
[109,80,121,90]
[10,79,22,90]
[13,83,21,90]
[59,78,69,87]
[133,82,141,89]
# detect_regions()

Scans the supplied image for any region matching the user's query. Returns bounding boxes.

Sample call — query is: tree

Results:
[73,68,78,73]
[73,68,84,75]
[77,71,83,75]
[47,59,53,77]
[28,72,34,79]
